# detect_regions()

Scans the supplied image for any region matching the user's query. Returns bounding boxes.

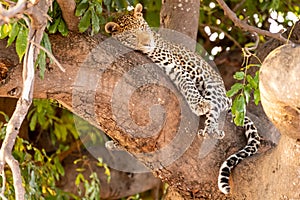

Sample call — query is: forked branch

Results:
[0,0,51,199]
[216,0,293,44]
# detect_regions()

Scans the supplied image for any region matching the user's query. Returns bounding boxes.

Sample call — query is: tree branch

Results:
[0,0,27,25]
[0,0,51,199]
[216,0,292,44]
[0,35,34,200]
[30,40,66,72]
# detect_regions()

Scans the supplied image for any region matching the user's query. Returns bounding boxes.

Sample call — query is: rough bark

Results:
[0,32,298,199]
[160,0,200,50]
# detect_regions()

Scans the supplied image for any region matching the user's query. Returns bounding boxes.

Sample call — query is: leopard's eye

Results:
[135,13,142,17]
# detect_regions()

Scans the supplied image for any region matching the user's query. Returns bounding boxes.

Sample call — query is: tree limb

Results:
[216,0,292,44]
[0,0,51,199]
[0,0,27,25]
[0,33,34,200]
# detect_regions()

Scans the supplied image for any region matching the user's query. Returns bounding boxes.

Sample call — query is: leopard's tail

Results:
[218,115,261,194]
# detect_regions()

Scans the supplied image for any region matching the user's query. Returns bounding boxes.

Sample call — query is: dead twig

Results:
[30,40,66,72]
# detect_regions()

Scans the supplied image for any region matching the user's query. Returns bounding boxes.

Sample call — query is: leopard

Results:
[105,3,261,195]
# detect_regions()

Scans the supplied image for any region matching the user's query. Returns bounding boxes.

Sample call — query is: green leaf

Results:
[270,0,280,10]
[0,111,10,122]
[42,33,52,54]
[75,173,85,186]
[0,24,11,39]
[233,71,245,80]
[94,1,103,15]
[54,157,65,176]
[246,75,258,89]
[226,83,243,97]
[254,89,260,105]
[54,123,68,141]
[78,10,91,33]
[75,0,89,17]
[233,110,245,126]
[103,0,111,6]
[243,85,251,104]
[254,71,259,83]
[48,18,61,34]
[7,22,20,46]
[36,50,46,79]
[91,10,100,35]
[115,0,127,10]
[232,95,245,114]
[16,27,28,61]
[29,113,38,131]
[231,95,246,126]
[34,148,44,162]
[58,19,68,36]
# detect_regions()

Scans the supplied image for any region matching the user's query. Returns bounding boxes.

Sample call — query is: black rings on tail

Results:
[218,115,261,194]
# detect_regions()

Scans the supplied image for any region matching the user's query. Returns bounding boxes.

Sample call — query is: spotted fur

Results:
[218,114,261,194]
[105,3,261,194]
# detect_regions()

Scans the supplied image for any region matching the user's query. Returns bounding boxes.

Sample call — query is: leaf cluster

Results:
[227,54,261,126]
[76,0,105,35]
[47,1,69,36]
[0,112,68,200]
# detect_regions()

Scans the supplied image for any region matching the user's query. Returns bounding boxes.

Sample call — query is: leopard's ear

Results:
[105,22,120,33]
[134,3,143,17]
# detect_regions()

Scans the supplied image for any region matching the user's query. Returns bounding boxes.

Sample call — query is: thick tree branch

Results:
[216,0,292,44]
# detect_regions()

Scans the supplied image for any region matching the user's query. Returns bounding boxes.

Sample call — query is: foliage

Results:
[0,100,111,199]
[73,156,109,200]
[226,49,261,125]
[0,112,70,200]
[75,0,105,35]
[27,99,79,143]
[47,1,69,36]
[139,0,161,27]
[0,20,52,78]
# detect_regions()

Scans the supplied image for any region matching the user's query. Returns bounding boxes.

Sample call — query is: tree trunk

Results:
[258,44,300,199]
[160,0,200,50]
[0,31,298,199]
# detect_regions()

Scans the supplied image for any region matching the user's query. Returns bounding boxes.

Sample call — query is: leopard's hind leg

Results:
[198,86,231,139]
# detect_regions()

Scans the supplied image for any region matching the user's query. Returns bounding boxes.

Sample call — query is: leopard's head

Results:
[105,3,155,53]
